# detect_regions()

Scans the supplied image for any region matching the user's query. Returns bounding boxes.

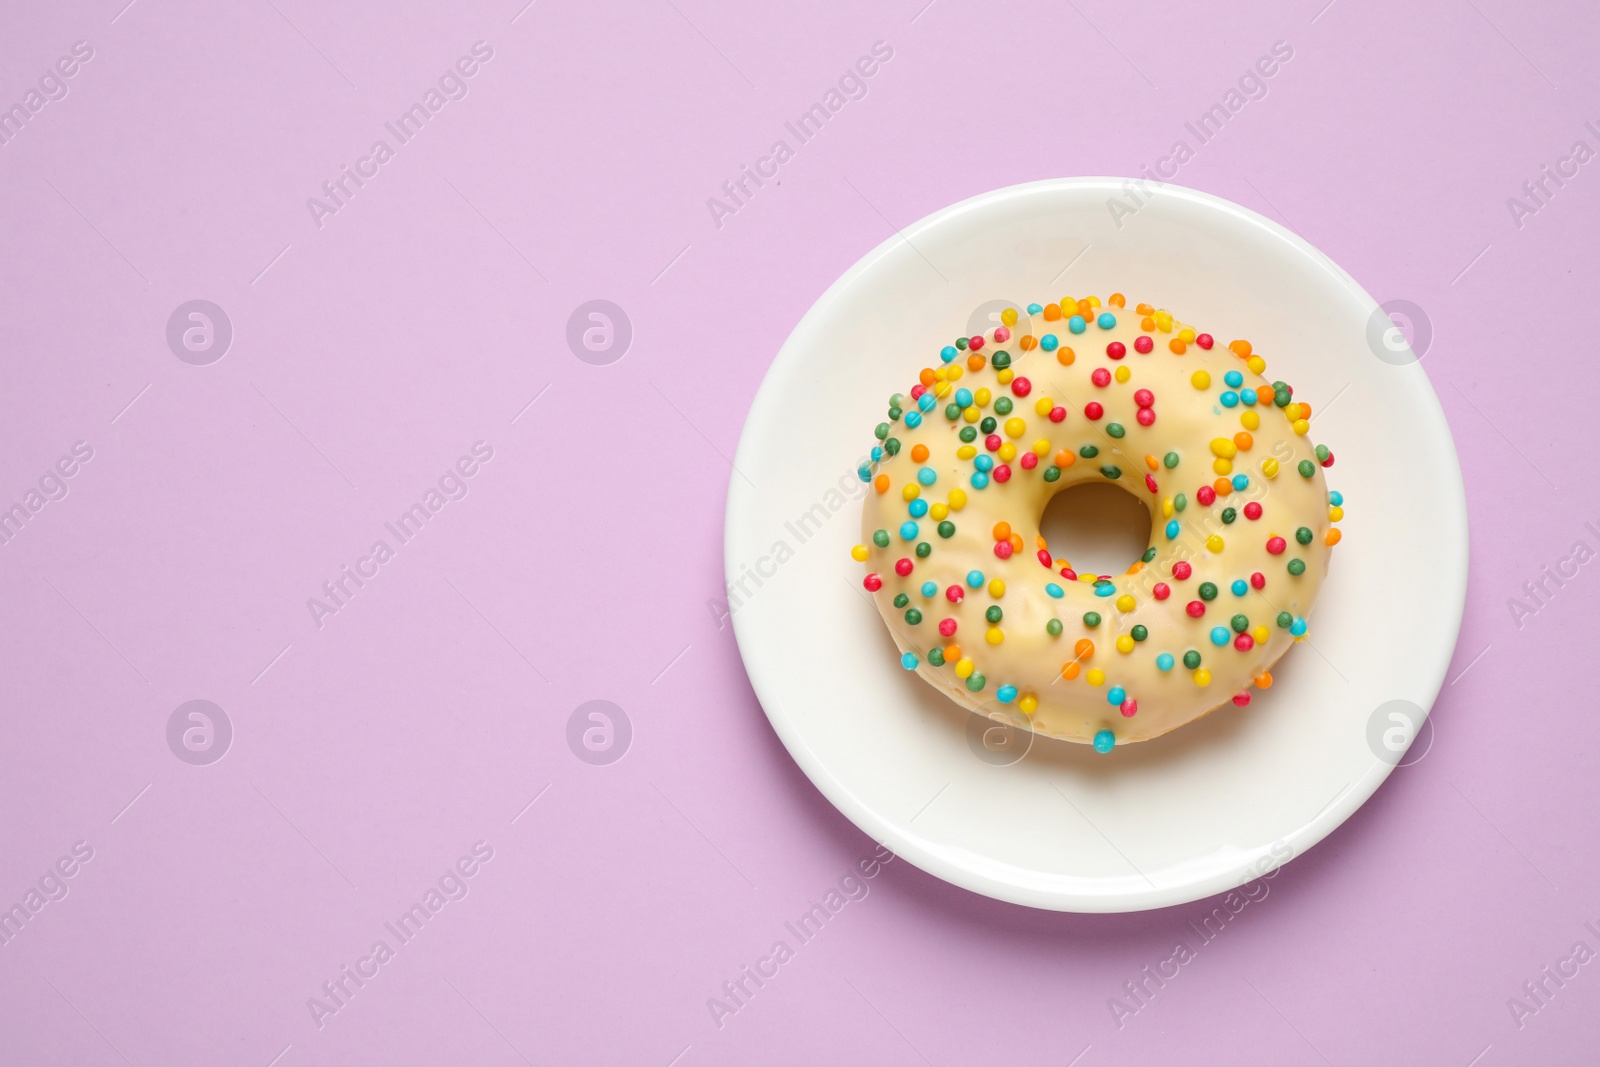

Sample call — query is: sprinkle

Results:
[1068,315,1087,334]
[1108,686,1126,705]
[1157,653,1174,671]
[864,574,883,591]
[996,685,1017,703]
[1210,627,1230,646]
[1093,730,1115,753]
[1046,583,1064,598]
[1097,312,1116,329]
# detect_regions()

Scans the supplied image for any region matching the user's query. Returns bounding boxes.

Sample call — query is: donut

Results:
[852,295,1344,753]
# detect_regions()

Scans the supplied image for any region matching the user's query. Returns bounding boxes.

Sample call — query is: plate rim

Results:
[725,176,1469,913]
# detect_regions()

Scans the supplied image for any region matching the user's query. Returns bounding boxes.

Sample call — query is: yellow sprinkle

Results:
[851,545,868,561]
[930,502,949,520]
[1261,457,1279,479]
[956,445,977,460]
[1086,295,1101,308]
[988,578,1005,598]
[1116,634,1135,653]
[963,406,981,423]
[1177,327,1196,343]
[1154,310,1173,333]
[1034,397,1054,416]
[974,388,991,407]
[1210,437,1238,458]
[1240,410,1260,430]
[997,442,1017,462]
[955,657,974,678]
[1246,356,1266,375]
[1212,458,1232,475]
[947,489,967,511]
[1078,573,1098,584]
[1330,505,1344,521]
[1004,417,1026,439]
[1115,594,1135,612]
[1111,366,1129,384]
[1031,439,1051,457]
[947,365,965,381]
[996,369,1014,385]
[933,381,951,398]
[1086,668,1106,686]
[1017,694,1037,714]
[1001,307,1018,326]
[1206,535,1225,553]
[1191,370,1211,389]
[986,627,1004,645]
[902,484,920,501]
[1292,419,1310,436]
[1252,625,1270,644]
[1193,668,1211,687]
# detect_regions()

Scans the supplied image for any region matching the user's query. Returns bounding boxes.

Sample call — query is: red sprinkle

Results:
[1120,699,1138,718]
[1234,633,1255,651]
[945,585,964,602]
[1091,368,1112,388]
[1037,549,1052,567]
[1172,561,1192,580]
[1134,389,1154,407]
[1152,582,1171,600]
[969,336,984,350]
[1011,376,1032,397]
[1244,502,1263,520]
[1144,473,1159,493]
[994,540,1013,559]
[1019,451,1039,470]
[993,327,1010,343]
[1266,536,1287,555]
[1060,567,1078,581]
[895,558,913,576]
[910,384,926,399]
[1232,692,1252,707]
[1134,335,1154,354]
[1196,333,1214,350]
[1197,485,1217,506]
[1049,406,1067,423]
[1320,451,1336,468]
[1136,407,1156,427]
[985,434,1002,451]
[1106,341,1126,360]
[993,464,1012,482]
[939,617,957,636]
[1250,571,1266,589]
[864,574,883,591]
[1186,600,1206,618]
[1084,402,1104,420]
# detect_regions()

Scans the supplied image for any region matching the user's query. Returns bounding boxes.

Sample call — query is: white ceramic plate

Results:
[725,178,1466,912]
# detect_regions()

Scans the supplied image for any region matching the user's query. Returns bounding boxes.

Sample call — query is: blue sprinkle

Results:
[1210,626,1230,646]
[1290,617,1307,636]
[967,570,984,588]
[1220,391,1239,408]
[1156,652,1175,671]
[901,652,919,670]
[1329,490,1344,506]
[904,410,923,428]
[1240,388,1257,406]
[1045,583,1064,598]
[940,345,958,363]
[974,454,994,473]
[899,521,919,541]
[921,581,937,598]
[858,465,872,482]
[1068,315,1087,334]
[918,393,936,412]
[1165,519,1180,539]
[1027,303,1043,315]
[970,471,989,489]
[1040,334,1060,352]
[1231,579,1248,596]
[908,498,928,518]
[1232,474,1249,491]
[1093,729,1115,754]
[955,388,973,408]
[1097,312,1116,329]
[1107,686,1126,705]
[917,467,937,486]
[996,685,1018,704]
[1224,370,1243,387]
[1094,584,1116,598]
[871,446,884,462]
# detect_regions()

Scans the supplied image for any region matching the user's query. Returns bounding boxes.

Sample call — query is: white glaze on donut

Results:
[856,298,1342,750]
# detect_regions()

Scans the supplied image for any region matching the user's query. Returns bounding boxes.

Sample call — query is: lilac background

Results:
[0,0,1596,1063]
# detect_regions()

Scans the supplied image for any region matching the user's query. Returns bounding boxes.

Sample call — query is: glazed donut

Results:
[853,295,1344,752]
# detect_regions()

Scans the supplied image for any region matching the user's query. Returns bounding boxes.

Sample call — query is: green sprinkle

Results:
[915,541,932,558]
[1141,546,1158,563]
[955,337,968,350]
[965,673,986,692]
[1043,466,1061,482]
[959,426,978,443]
[1101,466,1121,480]
[1298,459,1315,478]
[1231,614,1249,633]
[893,593,909,608]
[1080,444,1099,458]
[944,403,961,421]
[937,521,956,538]
[1276,612,1294,628]
[874,423,890,440]
[1288,558,1307,576]
[1183,649,1202,670]
[980,416,997,434]
[1083,612,1102,628]
[1131,624,1148,641]
[884,438,901,456]
[928,647,945,666]
[1314,444,1331,462]
[1163,451,1180,469]
[904,608,923,625]
[994,396,1013,414]
[985,605,1003,624]
[1295,526,1314,545]
[991,352,1012,370]
[1199,582,1218,601]
[888,407,902,421]
[872,529,889,548]
[1175,493,1188,512]
[1106,422,1125,439]
[1221,507,1237,524]
[1046,618,1063,637]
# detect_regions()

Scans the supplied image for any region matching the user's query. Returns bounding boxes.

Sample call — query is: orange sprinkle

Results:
[1141,316,1156,331]
[1077,299,1094,317]
[1233,432,1254,451]
[992,521,1012,541]
[910,443,930,462]
[1326,528,1342,546]
[1229,339,1252,357]
[874,474,889,493]
[1254,671,1274,689]
[1019,335,1038,351]
[1298,402,1313,419]
[1213,477,1233,496]
[1009,533,1023,554]
[1144,454,1159,470]
[945,644,962,662]
[918,368,936,386]
[1169,338,1187,354]
[1043,304,1062,321]
[1057,347,1076,366]
[1061,661,1081,681]
[1136,303,1154,315]
[1035,536,1048,551]
[967,354,986,371]
[1074,639,1095,660]
[1055,449,1077,467]
[1108,293,1126,308]
[1126,560,1145,575]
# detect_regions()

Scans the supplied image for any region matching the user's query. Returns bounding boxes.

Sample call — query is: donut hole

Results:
[1037,482,1153,577]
